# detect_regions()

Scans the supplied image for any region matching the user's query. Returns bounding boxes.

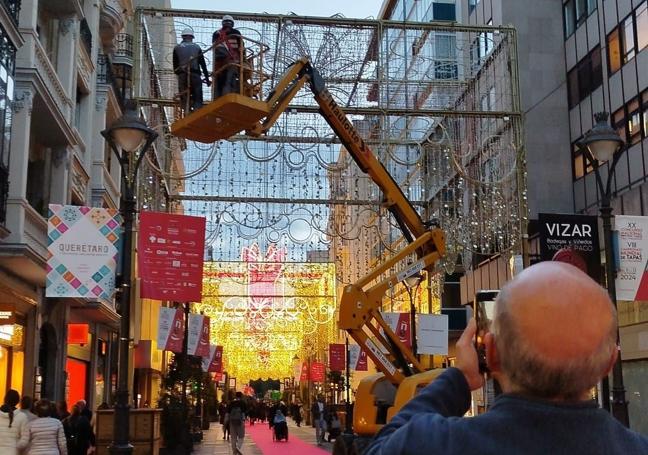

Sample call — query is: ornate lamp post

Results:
[403,271,424,358]
[102,102,158,454]
[578,111,628,427]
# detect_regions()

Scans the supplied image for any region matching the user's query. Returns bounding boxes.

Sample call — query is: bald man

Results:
[365,262,648,455]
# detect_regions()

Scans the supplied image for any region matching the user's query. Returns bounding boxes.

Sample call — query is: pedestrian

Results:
[74,400,91,422]
[365,262,648,455]
[173,28,210,112]
[311,395,326,446]
[227,392,246,455]
[218,401,228,440]
[212,15,243,97]
[62,404,94,455]
[17,399,67,455]
[17,396,37,424]
[0,389,28,455]
[292,401,302,427]
[327,412,341,442]
[54,401,69,421]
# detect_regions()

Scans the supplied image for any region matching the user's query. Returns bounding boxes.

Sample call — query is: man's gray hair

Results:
[491,286,617,400]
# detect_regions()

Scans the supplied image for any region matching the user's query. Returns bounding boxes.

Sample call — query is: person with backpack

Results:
[0,390,28,455]
[227,392,246,455]
[62,404,94,455]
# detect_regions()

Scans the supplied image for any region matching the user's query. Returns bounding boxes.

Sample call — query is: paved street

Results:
[193,421,333,454]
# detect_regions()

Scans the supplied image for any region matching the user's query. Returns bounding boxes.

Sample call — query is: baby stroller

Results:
[273,420,289,441]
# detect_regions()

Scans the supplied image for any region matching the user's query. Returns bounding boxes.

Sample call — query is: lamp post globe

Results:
[579,112,624,163]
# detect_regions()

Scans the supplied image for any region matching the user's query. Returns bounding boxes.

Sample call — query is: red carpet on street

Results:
[246,422,330,455]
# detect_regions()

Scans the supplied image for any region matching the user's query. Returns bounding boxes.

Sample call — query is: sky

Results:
[170,0,383,19]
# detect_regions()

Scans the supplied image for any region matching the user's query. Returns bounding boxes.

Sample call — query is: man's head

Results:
[222,15,234,28]
[181,28,194,41]
[485,262,617,401]
[76,399,87,410]
[236,391,243,399]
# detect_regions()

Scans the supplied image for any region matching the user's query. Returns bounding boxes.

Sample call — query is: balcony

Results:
[97,52,130,107]
[0,164,8,225]
[99,0,124,52]
[1,0,20,27]
[79,18,92,56]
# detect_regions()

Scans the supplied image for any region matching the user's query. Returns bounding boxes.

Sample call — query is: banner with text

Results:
[202,345,224,372]
[310,362,325,382]
[329,344,346,371]
[138,211,206,302]
[187,314,210,357]
[539,213,601,281]
[156,307,184,353]
[615,215,648,301]
[381,312,412,350]
[300,363,309,381]
[417,314,449,355]
[348,344,368,371]
[47,205,121,300]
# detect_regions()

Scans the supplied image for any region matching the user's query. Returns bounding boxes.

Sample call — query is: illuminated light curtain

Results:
[194,243,337,384]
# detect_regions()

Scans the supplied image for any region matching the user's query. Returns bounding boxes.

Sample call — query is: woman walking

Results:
[63,404,94,455]
[17,399,67,454]
[0,389,28,455]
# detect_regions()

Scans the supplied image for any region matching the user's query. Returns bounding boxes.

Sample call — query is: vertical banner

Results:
[381,312,412,349]
[46,205,121,299]
[417,314,449,355]
[310,362,325,382]
[156,307,184,353]
[187,314,210,357]
[348,344,368,371]
[300,363,309,381]
[138,211,206,302]
[538,213,601,280]
[329,344,346,371]
[615,216,648,301]
[202,345,223,372]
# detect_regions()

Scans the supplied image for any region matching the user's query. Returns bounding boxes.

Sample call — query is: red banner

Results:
[329,344,346,371]
[300,363,309,381]
[157,307,184,353]
[188,314,210,357]
[356,348,368,371]
[310,362,325,382]
[213,345,223,373]
[349,344,368,371]
[383,312,412,349]
[138,211,206,302]
[213,372,223,382]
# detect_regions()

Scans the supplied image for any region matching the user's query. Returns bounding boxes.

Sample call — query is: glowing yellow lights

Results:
[194,243,338,384]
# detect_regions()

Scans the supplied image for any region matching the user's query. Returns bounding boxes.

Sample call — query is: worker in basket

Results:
[212,15,244,97]
[173,28,211,112]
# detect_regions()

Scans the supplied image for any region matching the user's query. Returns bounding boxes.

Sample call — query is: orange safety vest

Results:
[214,29,242,64]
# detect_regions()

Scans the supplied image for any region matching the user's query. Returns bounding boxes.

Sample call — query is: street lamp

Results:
[578,111,628,427]
[102,101,158,454]
[403,270,424,358]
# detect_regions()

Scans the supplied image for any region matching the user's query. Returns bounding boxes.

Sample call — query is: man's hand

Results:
[455,318,484,391]
[203,77,212,87]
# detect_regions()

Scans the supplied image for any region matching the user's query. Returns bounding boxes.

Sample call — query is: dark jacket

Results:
[63,415,94,455]
[365,368,648,455]
[311,401,326,421]
[173,40,209,76]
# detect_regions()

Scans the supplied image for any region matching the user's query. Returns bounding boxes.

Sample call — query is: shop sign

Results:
[0,310,15,325]
[67,324,90,345]
[615,216,648,301]
[538,213,601,281]
[137,211,206,302]
[156,307,184,353]
[348,344,368,371]
[329,343,345,371]
[46,205,121,300]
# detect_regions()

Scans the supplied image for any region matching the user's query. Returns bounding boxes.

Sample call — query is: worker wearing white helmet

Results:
[212,15,243,97]
[173,27,211,111]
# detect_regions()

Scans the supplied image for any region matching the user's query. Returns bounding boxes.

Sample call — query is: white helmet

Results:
[222,15,234,26]
[181,27,194,37]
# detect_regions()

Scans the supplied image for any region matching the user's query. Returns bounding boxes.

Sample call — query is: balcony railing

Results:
[97,53,128,107]
[80,18,92,55]
[1,0,20,27]
[0,164,8,224]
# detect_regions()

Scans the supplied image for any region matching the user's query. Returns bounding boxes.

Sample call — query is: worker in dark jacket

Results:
[366,262,648,455]
[173,28,210,111]
[212,15,243,97]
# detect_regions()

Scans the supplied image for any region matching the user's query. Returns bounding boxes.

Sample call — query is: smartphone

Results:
[474,290,499,373]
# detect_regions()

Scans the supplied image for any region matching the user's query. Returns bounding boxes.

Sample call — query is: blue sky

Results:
[171,0,382,19]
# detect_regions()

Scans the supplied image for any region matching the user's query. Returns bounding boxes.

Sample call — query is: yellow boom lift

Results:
[172,57,446,454]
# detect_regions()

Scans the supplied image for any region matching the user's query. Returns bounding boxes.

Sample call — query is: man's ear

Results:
[485,332,501,373]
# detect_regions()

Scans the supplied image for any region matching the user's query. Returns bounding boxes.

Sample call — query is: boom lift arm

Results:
[247,57,446,384]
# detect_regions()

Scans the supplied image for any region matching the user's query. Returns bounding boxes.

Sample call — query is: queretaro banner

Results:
[348,344,368,371]
[538,213,601,281]
[46,205,121,300]
[615,216,648,301]
[157,307,184,353]
[187,314,210,357]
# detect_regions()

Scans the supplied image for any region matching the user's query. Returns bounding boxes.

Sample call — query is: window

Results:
[0,31,16,224]
[432,2,455,21]
[567,46,603,109]
[611,92,648,148]
[637,2,647,51]
[564,1,576,37]
[469,0,480,15]
[572,139,594,180]
[643,91,648,139]
[607,2,647,74]
[628,98,641,145]
[613,107,627,143]
[564,0,596,37]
